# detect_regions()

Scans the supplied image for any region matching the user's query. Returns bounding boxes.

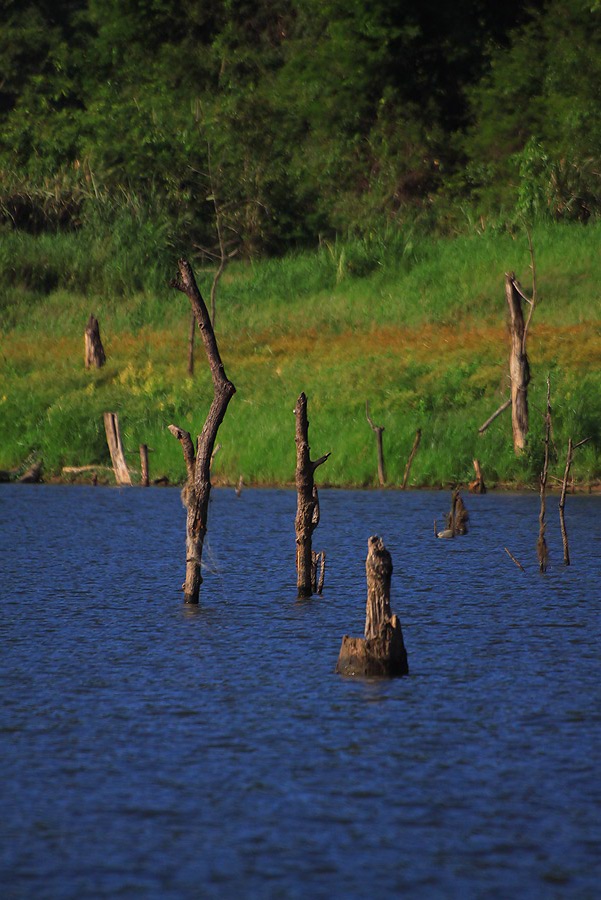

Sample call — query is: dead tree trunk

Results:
[335,536,408,677]
[140,444,149,487]
[294,392,330,598]
[85,314,106,369]
[103,412,132,485]
[366,402,386,486]
[537,377,551,573]
[402,428,421,489]
[506,273,531,454]
[169,259,236,604]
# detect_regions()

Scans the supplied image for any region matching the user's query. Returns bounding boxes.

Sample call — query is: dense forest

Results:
[1,0,600,257]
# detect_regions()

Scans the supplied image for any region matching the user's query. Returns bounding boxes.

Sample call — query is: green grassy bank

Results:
[2,221,601,489]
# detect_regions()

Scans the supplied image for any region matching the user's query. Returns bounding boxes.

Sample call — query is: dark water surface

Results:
[1,485,600,898]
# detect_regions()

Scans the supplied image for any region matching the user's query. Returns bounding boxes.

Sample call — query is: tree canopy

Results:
[1,0,599,253]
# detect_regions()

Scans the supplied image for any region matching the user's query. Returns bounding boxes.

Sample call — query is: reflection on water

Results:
[1,485,601,898]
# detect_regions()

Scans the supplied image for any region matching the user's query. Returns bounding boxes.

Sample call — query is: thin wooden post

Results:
[140,444,149,487]
[294,392,330,598]
[366,402,386,485]
[169,259,236,604]
[506,273,530,454]
[402,428,421,489]
[559,436,590,566]
[85,314,106,369]
[335,536,408,677]
[537,376,551,573]
[103,412,132,485]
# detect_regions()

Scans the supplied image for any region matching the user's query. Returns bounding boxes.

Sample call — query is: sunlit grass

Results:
[2,220,601,486]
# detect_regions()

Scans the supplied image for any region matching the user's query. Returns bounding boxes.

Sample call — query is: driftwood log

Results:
[103,412,132,485]
[84,314,106,369]
[336,536,408,677]
[169,258,236,604]
[294,392,330,598]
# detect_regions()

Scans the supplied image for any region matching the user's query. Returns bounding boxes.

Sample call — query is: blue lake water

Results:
[1,484,600,898]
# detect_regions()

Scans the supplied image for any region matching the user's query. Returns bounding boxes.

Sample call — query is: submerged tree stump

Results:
[84,314,106,369]
[169,259,236,604]
[294,392,330,598]
[336,536,408,678]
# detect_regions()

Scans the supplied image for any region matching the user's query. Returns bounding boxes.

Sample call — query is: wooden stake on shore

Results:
[402,428,421,489]
[103,412,132,485]
[140,444,149,487]
[366,401,386,486]
[85,314,106,369]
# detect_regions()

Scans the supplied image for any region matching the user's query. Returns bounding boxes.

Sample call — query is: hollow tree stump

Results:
[84,314,106,369]
[336,536,408,678]
[294,392,330,598]
[169,259,236,604]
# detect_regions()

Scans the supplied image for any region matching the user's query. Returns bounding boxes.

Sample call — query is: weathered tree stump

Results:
[294,392,330,598]
[169,259,236,604]
[437,488,468,538]
[336,536,408,678]
[18,460,43,483]
[103,412,132,485]
[84,314,106,369]
[506,273,531,454]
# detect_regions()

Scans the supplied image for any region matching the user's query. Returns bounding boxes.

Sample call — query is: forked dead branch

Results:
[169,259,236,604]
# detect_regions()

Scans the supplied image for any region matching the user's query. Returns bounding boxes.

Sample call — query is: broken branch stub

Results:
[336,536,408,678]
[169,258,236,604]
[294,392,330,598]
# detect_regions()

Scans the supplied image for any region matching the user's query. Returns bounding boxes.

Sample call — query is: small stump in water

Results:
[336,536,408,678]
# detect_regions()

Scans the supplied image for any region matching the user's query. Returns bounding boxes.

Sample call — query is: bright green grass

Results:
[1,220,601,487]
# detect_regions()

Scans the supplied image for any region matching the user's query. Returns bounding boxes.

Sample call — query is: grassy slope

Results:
[2,222,601,488]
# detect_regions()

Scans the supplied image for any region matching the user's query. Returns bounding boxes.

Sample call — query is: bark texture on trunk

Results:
[506,273,530,454]
[336,536,408,678]
[294,392,330,598]
[84,314,106,369]
[103,412,132,485]
[169,259,236,604]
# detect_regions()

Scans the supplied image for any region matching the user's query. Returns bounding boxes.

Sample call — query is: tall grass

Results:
[2,219,601,486]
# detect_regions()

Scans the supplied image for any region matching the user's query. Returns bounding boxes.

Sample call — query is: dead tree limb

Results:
[506,273,531,454]
[366,401,386,486]
[504,547,525,572]
[103,412,132,485]
[469,458,486,494]
[84,314,106,369]
[537,376,551,573]
[169,258,236,604]
[294,392,330,598]
[402,428,421,489]
[478,397,511,434]
[559,436,591,565]
[335,536,408,677]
